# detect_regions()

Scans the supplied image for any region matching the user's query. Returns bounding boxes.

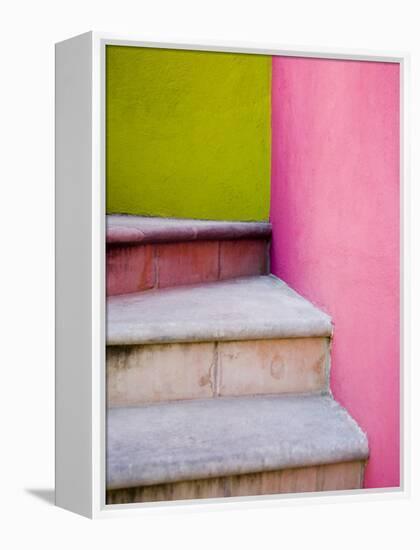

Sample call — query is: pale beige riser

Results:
[106,460,364,504]
[107,337,330,407]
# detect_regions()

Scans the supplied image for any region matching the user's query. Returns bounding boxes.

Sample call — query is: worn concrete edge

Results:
[106,214,272,245]
[106,331,332,347]
[106,275,333,346]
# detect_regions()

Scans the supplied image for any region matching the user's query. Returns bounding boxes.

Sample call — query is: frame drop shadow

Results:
[26,488,55,505]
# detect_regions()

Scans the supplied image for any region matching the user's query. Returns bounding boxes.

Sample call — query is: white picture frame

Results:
[55,31,409,519]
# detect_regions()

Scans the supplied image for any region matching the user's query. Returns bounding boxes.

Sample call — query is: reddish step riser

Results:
[106,239,269,296]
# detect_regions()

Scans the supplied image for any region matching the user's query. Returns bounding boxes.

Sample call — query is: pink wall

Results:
[270,57,400,488]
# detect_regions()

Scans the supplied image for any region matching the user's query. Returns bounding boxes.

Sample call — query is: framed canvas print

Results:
[55,32,406,518]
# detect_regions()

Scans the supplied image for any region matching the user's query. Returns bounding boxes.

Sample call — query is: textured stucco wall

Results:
[106,46,271,221]
[270,57,400,489]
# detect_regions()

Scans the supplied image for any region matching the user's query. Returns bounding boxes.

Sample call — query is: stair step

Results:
[107,215,272,245]
[107,337,330,406]
[107,275,332,346]
[106,393,368,491]
[106,215,271,296]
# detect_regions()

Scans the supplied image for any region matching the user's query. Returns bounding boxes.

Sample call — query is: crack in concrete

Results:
[210,342,220,397]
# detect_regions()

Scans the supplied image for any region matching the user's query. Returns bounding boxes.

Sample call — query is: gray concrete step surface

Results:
[107,275,332,346]
[107,214,272,245]
[107,393,368,490]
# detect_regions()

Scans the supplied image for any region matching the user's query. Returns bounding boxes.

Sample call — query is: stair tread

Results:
[107,275,332,345]
[107,215,272,245]
[107,393,368,490]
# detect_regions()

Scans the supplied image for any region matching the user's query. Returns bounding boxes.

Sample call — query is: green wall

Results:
[106,46,271,221]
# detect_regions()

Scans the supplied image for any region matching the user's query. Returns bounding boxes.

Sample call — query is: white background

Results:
[1,0,418,547]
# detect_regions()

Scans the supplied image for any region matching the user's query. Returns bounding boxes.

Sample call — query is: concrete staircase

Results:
[106,215,368,504]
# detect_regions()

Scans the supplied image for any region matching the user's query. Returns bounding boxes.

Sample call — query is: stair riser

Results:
[107,337,330,407]
[106,460,364,504]
[106,238,269,296]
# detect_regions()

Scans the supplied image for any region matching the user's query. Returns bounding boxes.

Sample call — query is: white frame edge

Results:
[55,32,94,517]
[55,31,409,519]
